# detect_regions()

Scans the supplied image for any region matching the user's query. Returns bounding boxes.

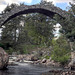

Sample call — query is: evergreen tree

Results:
[53,3,75,51]
[51,36,71,65]
[24,13,54,46]
[1,4,25,50]
[1,3,54,53]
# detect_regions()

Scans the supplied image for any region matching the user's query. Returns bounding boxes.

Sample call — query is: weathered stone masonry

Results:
[0,4,68,26]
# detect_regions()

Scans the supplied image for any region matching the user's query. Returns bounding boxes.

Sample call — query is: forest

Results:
[0,1,75,65]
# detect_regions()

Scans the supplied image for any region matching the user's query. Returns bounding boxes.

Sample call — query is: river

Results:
[0,63,64,75]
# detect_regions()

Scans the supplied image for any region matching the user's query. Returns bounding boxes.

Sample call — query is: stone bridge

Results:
[0,3,68,26]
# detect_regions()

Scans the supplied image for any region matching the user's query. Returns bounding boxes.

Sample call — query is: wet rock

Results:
[25,54,33,61]
[68,58,75,70]
[49,69,62,73]
[31,56,39,61]
[61,71,75,75]
[41,58,46,63]
[33,60,41,65]
[0,47,9,69]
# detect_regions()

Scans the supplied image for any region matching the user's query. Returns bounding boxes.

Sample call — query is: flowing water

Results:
[0,63,64,75]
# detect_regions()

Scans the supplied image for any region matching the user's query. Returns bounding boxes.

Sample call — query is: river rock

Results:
[31,55,39,61]
[68,58,75,70]
[33,60,41,64]
[41,58,46,63]
[0,47,9,69]
[25,54,34,61]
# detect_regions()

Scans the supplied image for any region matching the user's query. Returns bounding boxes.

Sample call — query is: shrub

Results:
[6,47,14,54]
[45,55,50,59]
[51,36,71,65]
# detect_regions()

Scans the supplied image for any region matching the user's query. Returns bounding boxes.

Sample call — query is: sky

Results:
[0,0,74,13]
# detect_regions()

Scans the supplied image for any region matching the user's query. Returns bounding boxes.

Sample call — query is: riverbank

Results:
[7,55,75,75]
[45,70,75,75]
[8,54,61,67]
[8,54,75,69]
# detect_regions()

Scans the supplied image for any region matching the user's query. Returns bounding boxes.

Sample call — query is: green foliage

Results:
[45,55,50,59]
[18,44,46,54]
[4,4,18,13]
[0,43,4,48]
[51,36,71,65]
[54,3,75,42]
[6,47,14,54]
[21,45,36,54]
[1,3,54,54]
[53,3,75,52]
[24,13,54,45]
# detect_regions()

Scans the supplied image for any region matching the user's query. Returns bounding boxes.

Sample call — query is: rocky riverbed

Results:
[8,54,61,67]
[0,52,74,75]
[43,70,75,75]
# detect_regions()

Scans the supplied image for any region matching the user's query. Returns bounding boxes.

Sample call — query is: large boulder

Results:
[0,47,9,69]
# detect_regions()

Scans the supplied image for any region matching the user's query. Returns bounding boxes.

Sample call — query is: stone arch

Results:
[0,4,68,26]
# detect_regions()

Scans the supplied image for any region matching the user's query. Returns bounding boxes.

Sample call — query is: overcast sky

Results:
[0,0,73,13]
